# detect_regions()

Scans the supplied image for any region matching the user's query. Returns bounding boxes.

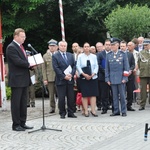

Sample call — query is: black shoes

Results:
[60,114,77,119]
[13,126,26,131]
[110,113,120,116]
[68,114,77,118]
[139,107,145,111]
[21,124,33,129]
[101,110,107,114]
[127,107,135,111]
[122,113,127,117]
[90,111,98,117]
[49,110,55,114]
[60,115,65,119]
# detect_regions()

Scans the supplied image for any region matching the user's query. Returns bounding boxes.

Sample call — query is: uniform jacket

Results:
[6,41,31,87]
[52,50,76,85]
[138,50,150,77]
[105,50,129,84]
[42,51,55,82]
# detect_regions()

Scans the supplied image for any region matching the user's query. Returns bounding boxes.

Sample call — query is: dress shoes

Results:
[21,124,33,129]
[139,107,145,111]
[84,113,89,117]
[90,111,98,117]
[13,126,26,131]
[68,114,77,118]
[101,110,107,114]
[127,107,135,111]
[122,113,127,117]
[60,115,65,119]
[110,113,120,116]
[49,110,55,114]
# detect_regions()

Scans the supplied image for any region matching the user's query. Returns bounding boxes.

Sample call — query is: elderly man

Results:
[42,39,58,113]
[138,39,150,110]
[95,42,104,52]
[105,39,129,117]
[52,41,77,119]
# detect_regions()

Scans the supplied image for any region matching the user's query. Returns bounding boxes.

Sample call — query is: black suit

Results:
[126,52,135,108]
[6,41,31,129]
[97,51,111,111]
[52,50,76,116]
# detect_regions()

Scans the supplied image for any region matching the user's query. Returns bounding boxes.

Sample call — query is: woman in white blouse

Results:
[76,42,99,117]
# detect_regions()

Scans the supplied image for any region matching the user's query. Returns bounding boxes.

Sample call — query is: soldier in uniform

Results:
[42,39,58,113]
[105,39,129,117]
[26,51,38,107]
[138,39,150,110]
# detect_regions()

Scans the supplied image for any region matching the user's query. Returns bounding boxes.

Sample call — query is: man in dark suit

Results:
[97,39,112,114]
[120,41,135,111]
[6,28,33,131]
[52,41,77,119]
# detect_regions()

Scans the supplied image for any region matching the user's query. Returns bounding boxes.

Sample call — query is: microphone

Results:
[144,123,148,141]
[28,44,38,54]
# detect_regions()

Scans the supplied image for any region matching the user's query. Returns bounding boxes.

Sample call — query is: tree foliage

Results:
[104,4,150,41]
[1,0,150,54]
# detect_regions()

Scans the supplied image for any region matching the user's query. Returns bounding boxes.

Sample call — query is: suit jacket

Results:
[6,41,31,87]
[97,50,107,81]
[42,51,55,82]
[126,52,135,80]
[105,50,129,84]
[52,50,76,85]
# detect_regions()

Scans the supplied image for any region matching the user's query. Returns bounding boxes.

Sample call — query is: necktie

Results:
[63,53,68,64]
[20,45,26,57]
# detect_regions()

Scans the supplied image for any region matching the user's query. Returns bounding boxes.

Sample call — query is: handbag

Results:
[76,92,90,106]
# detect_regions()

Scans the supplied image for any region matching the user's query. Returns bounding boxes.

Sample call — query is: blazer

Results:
[6,41,31,87]
[97,50,107,81]
[126,52,135,80]
[52,50,76,85]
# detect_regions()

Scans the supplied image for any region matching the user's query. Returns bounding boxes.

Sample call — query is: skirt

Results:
[80,78,99,97]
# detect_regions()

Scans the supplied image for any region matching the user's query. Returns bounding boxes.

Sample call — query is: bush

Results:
[6,86,11,100]
[104,4,150,41]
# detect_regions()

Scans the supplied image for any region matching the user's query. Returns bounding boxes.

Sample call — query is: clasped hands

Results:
[64,74,72,81]
[81,73,95,80]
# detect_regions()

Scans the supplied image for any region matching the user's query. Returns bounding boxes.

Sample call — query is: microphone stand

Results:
[144,123,150,141]
[28,48,62,133]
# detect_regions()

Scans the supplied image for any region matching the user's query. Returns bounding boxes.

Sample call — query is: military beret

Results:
[110,37,121,45]
[143,39,150,45]
[48,39,58,46]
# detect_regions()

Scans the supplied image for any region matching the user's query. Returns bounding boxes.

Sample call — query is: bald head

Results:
[127,41,135,52]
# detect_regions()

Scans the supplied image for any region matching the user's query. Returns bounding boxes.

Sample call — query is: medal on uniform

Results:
[114,55,116,58]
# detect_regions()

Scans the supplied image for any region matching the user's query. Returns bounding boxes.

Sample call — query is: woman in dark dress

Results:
[76,42,99,117]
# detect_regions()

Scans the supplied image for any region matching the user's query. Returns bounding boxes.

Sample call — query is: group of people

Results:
[6,28,150,131]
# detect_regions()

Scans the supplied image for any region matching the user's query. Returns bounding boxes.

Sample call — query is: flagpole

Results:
[59,0,65,41]
[0,8,7,110]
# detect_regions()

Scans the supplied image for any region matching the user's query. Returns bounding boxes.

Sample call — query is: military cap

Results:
[48,39,58,46]
[143,39,150,45]
[110,37,121,45]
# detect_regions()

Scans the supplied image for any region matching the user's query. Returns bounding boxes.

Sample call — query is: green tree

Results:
[104,4,150,41]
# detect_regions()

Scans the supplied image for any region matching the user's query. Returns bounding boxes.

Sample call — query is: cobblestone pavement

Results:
[0,98,150,150]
